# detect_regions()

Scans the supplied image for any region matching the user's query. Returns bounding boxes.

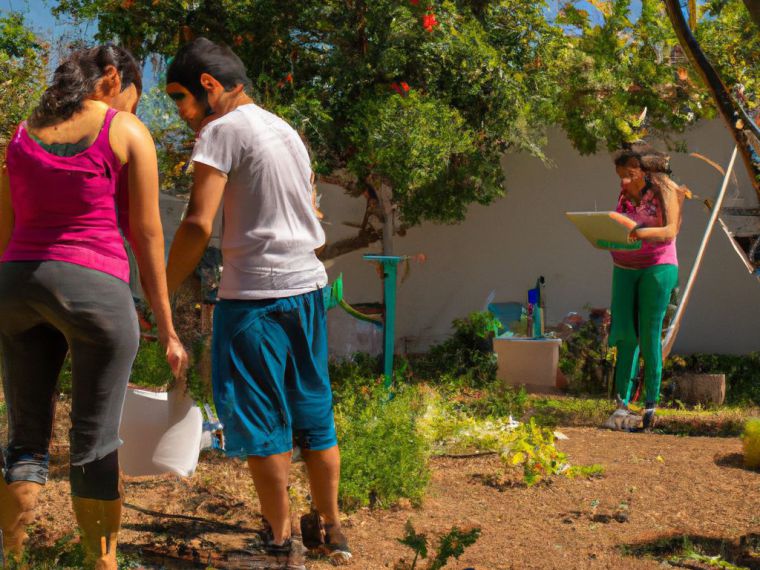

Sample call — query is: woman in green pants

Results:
[605,143,686,431]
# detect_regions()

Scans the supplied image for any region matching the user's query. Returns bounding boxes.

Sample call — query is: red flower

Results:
[422,12,439,32]
[286,73,293,83]
[410,0,419,4]
[277,73,294,88]
[391,82,411,96]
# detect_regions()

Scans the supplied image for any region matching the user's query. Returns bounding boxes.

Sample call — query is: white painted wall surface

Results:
[319,119,760,355]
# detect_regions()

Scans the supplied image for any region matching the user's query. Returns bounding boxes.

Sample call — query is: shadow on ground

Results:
[622,532,760,569]
[714,452,760,473]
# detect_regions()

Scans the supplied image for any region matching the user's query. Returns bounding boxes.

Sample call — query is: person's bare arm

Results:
[117,113,188,377]
[0,157,13,256]
[166,162,226,294]
[634,178,682,242]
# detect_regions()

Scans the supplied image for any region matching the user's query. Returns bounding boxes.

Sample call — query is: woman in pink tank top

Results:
[0,45,187,569]
[604,142,687,433]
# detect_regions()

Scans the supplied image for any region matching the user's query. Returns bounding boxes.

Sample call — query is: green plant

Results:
[395,520,481,570]
[743,418,760,470]
[458,382,528,419]
[334,383,430,510]
[501,418,574,486]
[420,394,601,486]
[412,311,501,387]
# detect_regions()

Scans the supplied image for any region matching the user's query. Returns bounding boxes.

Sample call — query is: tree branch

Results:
[663,0,760,197]
[318,226,382,260]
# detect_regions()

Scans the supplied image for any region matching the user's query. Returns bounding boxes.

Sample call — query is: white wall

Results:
[320,119,760,355]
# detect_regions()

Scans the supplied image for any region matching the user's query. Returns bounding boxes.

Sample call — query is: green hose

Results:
[323,274,383,327]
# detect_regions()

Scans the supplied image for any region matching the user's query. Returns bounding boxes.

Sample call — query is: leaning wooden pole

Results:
[663,0,760,198]
[661,146,738,360]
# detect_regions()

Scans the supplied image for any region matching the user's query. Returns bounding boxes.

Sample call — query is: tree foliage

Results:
[0,14,47,153]
[49,0,760,253]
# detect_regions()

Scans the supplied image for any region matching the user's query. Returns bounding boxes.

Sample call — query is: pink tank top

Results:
[611,186,678,269]
[2,108,130,282]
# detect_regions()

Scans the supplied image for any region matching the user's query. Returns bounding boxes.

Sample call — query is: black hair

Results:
[166,37,251,105]
[29,44,142,128]
[613,141,671,174]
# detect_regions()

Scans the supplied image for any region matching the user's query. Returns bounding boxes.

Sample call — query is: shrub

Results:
[335,382,430,510]
[743,418,760,470]
[558,312,613,396]
[130,339,173,388]
[411,311,501,387]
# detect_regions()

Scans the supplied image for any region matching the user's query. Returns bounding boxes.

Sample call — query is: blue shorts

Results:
[212,289,337,457]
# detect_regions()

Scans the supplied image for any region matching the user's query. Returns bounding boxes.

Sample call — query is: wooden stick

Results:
[661,146,738,359]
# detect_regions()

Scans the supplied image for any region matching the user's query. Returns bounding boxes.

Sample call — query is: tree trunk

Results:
[663,0,760,198]
[378,182,395,255]
[743,0,760,30]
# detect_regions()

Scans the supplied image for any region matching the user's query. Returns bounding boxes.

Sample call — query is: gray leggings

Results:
[0,261,139,491]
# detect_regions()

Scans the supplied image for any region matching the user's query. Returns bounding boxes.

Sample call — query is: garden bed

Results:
[6,399,758,569]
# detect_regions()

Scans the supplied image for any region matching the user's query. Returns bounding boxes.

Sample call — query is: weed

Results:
[394,519,481,570]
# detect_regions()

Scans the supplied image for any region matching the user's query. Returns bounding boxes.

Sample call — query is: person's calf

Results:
[302,446,341,527]
[0,479,44,560]
[247,452,293,544]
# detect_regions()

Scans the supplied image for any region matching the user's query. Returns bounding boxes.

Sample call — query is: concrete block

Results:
[494,337,563,394]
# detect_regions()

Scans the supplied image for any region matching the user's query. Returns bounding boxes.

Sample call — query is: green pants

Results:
[609,264,678,405]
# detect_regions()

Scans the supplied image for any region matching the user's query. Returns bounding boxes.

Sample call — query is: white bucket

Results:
[119,387,203,477]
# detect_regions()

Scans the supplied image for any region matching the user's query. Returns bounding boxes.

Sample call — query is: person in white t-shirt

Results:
[164,38,351,568]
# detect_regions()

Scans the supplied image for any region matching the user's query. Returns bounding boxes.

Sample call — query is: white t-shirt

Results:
[191,103,327,300]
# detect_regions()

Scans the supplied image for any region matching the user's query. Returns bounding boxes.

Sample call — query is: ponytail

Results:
[29,44,142,128]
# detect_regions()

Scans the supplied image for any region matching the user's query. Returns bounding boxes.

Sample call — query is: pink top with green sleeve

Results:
[2,108,130,282]
[611,186,678,269]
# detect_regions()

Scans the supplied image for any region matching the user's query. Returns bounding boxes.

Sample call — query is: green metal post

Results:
[363,255,403,388]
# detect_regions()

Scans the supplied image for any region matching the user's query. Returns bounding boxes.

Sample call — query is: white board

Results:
[565,211,640,250]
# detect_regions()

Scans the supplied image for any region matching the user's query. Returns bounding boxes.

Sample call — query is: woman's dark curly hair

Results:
[613,141,672,175]
[29,44,142,128]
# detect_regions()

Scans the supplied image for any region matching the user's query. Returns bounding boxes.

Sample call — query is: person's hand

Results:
[164,335,189,379]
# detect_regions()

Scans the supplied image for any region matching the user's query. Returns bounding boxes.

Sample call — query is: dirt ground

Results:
[17,419,760,570]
